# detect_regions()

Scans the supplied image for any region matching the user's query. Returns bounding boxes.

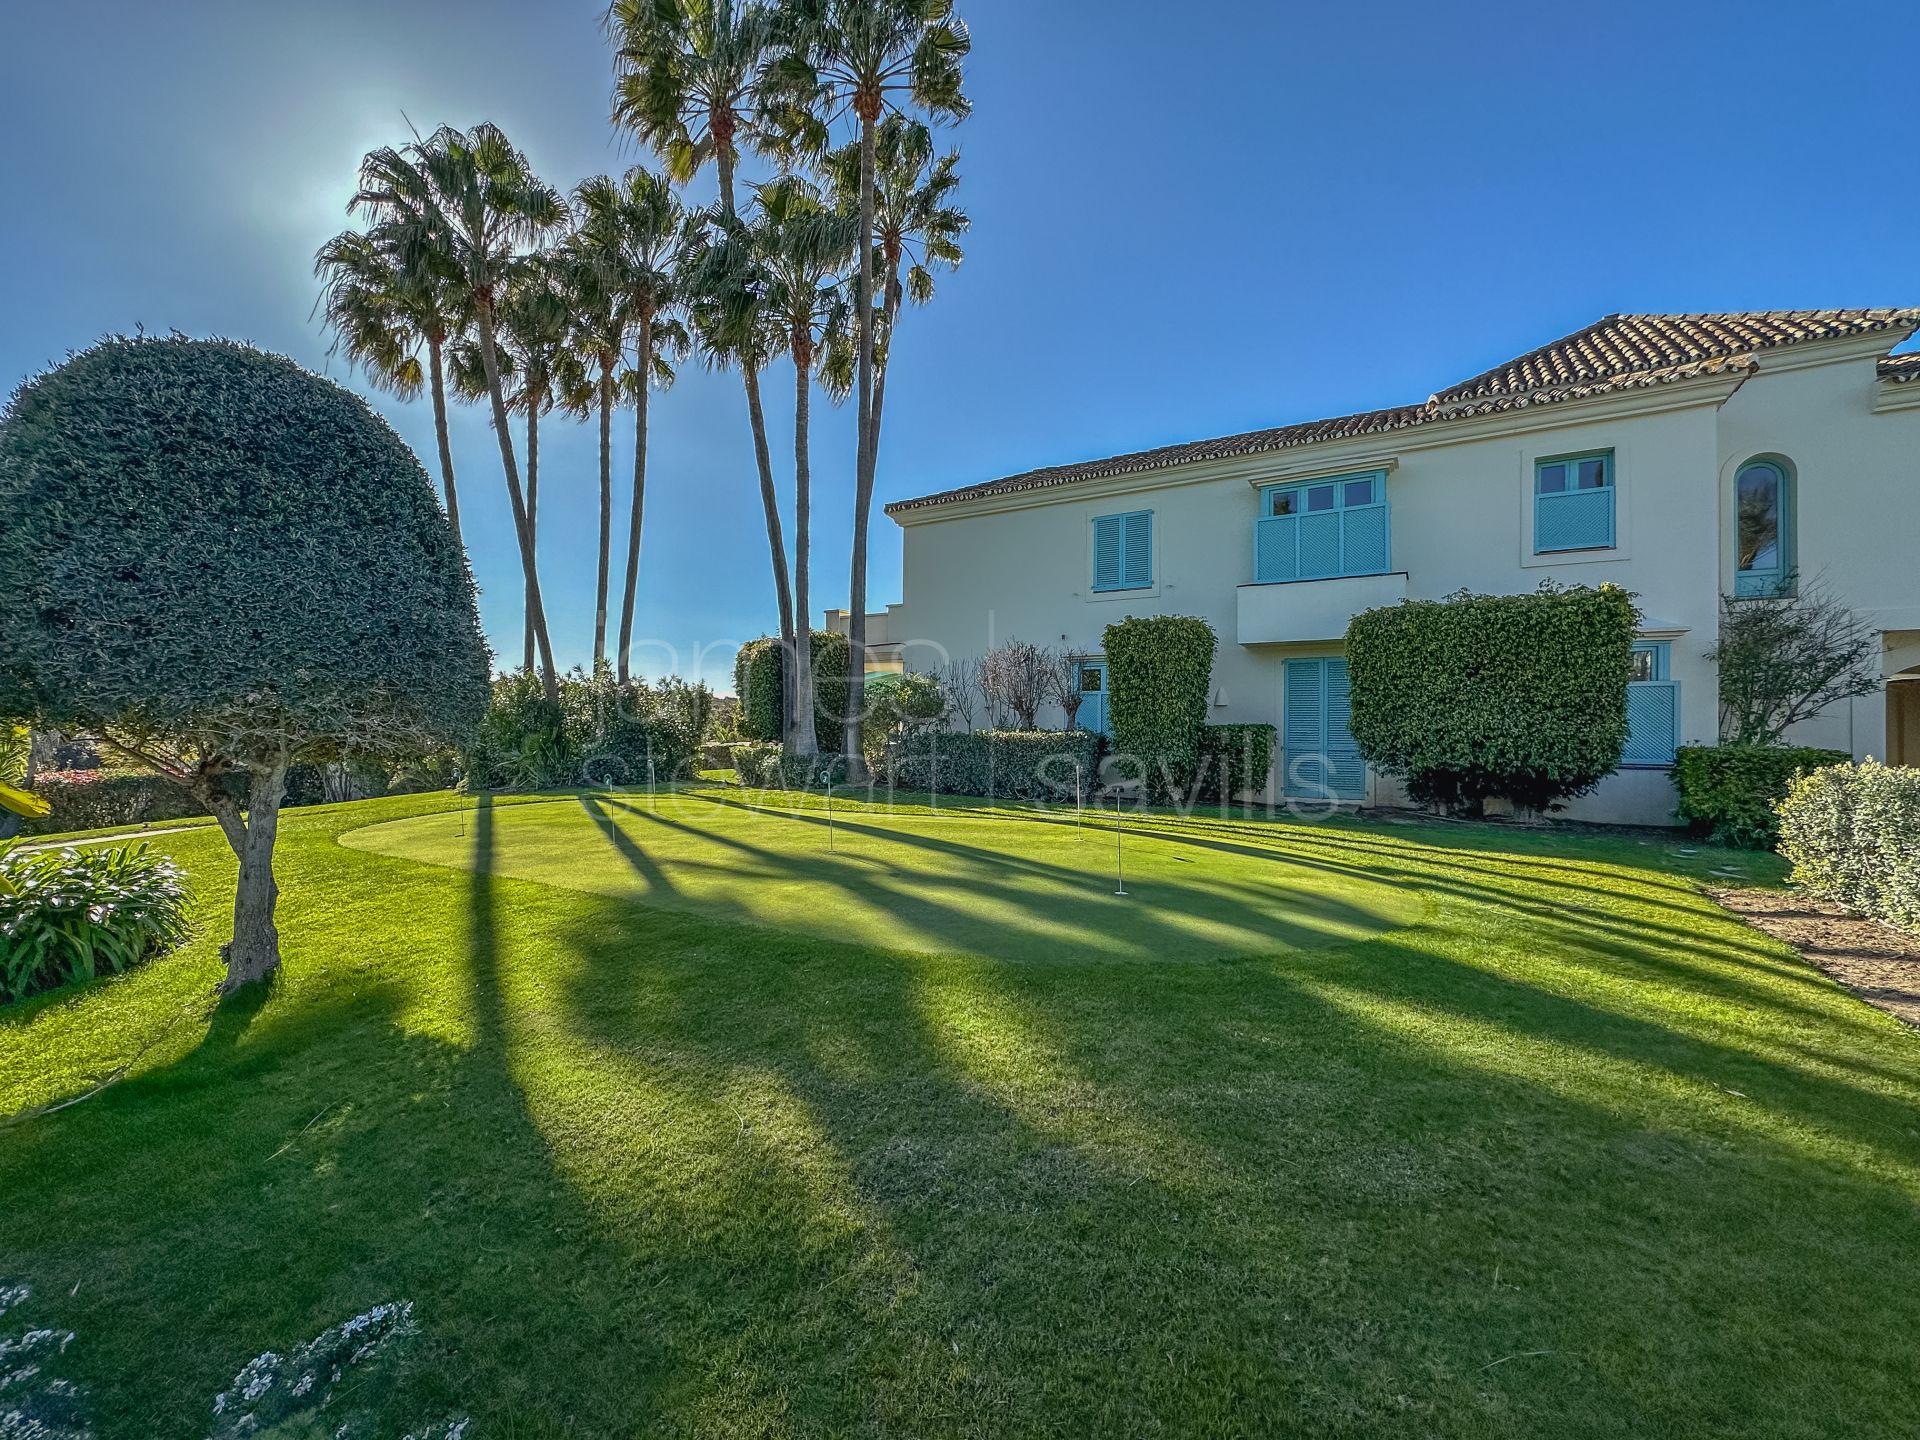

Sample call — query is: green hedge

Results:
[1346,584,1637,813]
[1674,744,1849,849]
[25,773,220,835]
[889,730,1104,801]
[1777,761,1920,932]
[1194,724,1277,802]
[1103,616,1216,802]
[731,741,849,790]
[734,632,850,751]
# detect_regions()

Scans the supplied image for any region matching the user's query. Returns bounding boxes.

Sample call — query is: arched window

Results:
[1734,459,1793,597]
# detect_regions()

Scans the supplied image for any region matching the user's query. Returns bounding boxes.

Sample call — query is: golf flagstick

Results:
[826,776,835,854]
[1114,792,1128,896]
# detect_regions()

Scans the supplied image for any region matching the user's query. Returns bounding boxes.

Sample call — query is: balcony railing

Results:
[1253,504,1389,584]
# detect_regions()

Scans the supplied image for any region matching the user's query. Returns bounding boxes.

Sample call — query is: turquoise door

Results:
[1077,659,1110,735]
[1283,658,1366,801]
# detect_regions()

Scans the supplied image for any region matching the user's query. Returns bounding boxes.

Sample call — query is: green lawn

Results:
[4,785,1918,1438]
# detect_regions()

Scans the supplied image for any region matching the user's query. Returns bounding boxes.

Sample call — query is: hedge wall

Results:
[731,741,849,791]
[1674,744,1849,849]
[1103,615,1217,802]
[1346,584,1637,813]
[1194,724,1278,803]
[889,730,1105,801]
[734,632,850,751]
[1777,761,1920,932]
[23,772,214,835]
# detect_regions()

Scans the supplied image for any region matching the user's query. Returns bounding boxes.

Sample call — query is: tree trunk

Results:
[523,400,540,675]
[220,757,289,990]
[617,314,653,685]
[791,351,818,756]
[428,336,463,551]
[476,302,559,705]
[843,115,880,778]
[594,359,614,672]
[718,145,797,751]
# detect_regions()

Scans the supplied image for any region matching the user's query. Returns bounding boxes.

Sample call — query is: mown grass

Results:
[2,785,1916,1439]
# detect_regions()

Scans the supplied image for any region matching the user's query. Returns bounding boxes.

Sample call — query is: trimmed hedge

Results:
[1195,724,1278,802]
[889,730,1105,801]
[1346,584,1637,813]
[1103,616,1217,802]
[25,772,221,835]
[731,742,849,790]
[1674,744,1849,849]
[734,632,850,751]
[1777,761,1920,932]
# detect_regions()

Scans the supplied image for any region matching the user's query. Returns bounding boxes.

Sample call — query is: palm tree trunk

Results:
[718,145,797,749]
[791,351,817,757]
[594,360,614,671]
[475,302,560,705]
[427,335,463,550]
[617,315,652,685]
[869,261,904,472]
[842,114,880,776]
[523,401,540,674]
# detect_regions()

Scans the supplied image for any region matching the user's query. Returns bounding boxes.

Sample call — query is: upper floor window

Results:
[1092,509,1153,591]
[1255,470,1389,583]
[1534,450,1615,553]
[1734,459,1793,597]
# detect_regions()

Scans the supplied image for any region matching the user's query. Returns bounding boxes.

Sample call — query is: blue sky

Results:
[4,1,1915,690]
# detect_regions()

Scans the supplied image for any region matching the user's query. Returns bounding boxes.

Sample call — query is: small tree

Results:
[979,639,1051,730]
[0,337,489,988]
[1712,576,1882,745]
[1044,650,1086,731]
[1104,615,1217,802]
[1346,583,1637,814]
[936,657,983,731]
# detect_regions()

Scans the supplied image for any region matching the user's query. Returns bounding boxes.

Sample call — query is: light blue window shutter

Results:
[1323,659,1367,800]
[1093,515,1123,589]
[1623,681,1679,765]
[1340,506,1388,576]
[1122,511,1153,587]
[1256,515,1298,582]
[1297,512,1341,579]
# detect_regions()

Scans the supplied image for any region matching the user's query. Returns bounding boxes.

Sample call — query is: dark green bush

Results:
[1777,761,1920,931]
[23,773,214,835]
[0,841,192,1003]
[1194,724,1278,802]
[734,633,849,751]
[1346,584,1637,813]
[889,730,1104,801]
[1103,616,1217,802]
[732,742,848,790]
[1674,744,1849,849]
[466,668,713,791]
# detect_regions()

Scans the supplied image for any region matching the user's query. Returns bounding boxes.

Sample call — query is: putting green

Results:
[340,792,1426,962]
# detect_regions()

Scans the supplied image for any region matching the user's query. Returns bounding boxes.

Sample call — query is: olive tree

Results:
[0,336,490,989]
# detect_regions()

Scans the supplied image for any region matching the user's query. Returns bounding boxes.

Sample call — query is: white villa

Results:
[834,310,1920,824]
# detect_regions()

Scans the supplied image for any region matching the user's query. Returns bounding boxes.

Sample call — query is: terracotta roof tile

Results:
[886,309,1920,516]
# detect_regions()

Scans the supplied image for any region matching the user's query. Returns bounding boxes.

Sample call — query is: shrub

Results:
[1194,724,1278,803]
[979,640,1053,731]
[1346,584,1637,813]
[467,668,715,791]
[24,773,215,835]
[861,672,948,766]
[889,730,1104,801]
[466,671,571,791]
[733,633,849,750]
[1712,578,1882,745]
[1103,616,1217,802]
[731,742,848,790]
[1777,761,1920,932]
[0,841,192,1003]
[1674,744,1849,849]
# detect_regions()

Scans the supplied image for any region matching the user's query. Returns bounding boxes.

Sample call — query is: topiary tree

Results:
[1346,583,1637,814]
[0,336,490,989]
[1103,615,1217,802]
[733,631,848,752]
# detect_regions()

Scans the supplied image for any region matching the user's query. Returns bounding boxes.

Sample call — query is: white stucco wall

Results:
[883,338,1920,825]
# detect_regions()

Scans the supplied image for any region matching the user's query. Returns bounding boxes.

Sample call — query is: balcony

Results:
[1237,570,1408,646]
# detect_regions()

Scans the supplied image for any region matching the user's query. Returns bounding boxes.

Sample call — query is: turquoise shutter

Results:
[1323,659,1366,800]
[1256,514,1298,582]
[1122,511,1153,587]
[1093,515,1123,589]
[1340,504,1389,575]
[1623,681,1679,765]
[1283,659,1324,797]
[1297,513,1341,579]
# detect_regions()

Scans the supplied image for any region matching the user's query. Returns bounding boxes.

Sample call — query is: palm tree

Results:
[773,0,969,771]
[565,168,695,681]
[314,225,472,549]
[608,0,801,743]
[354,123,569,703]
[452,255,578,672]
[821,113,965,463]
[747,177,858,755]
